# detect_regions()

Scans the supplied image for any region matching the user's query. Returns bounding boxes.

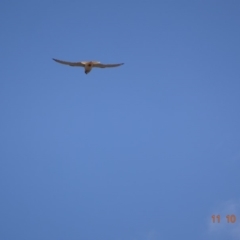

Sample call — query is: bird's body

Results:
[52,58,124,74]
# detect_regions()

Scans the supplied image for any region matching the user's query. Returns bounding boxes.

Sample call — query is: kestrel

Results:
[52,58,124,74]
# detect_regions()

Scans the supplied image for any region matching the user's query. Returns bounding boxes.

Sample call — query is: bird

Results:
[52,58,124,74]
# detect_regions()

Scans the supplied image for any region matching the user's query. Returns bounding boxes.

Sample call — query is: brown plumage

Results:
[52,58,124,74]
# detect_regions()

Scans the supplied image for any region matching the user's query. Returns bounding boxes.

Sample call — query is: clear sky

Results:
[0,1,240,240]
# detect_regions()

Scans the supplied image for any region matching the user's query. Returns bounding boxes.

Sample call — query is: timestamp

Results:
[211,214,236,223]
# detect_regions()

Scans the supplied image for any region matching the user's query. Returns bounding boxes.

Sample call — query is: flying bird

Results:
[52,58,124,74]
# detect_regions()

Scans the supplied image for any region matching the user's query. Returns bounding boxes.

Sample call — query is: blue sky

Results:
[0,1,240,240]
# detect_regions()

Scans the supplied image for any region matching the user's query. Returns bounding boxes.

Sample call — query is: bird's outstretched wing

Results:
[93,63,124,68]
[52,58,85,67]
